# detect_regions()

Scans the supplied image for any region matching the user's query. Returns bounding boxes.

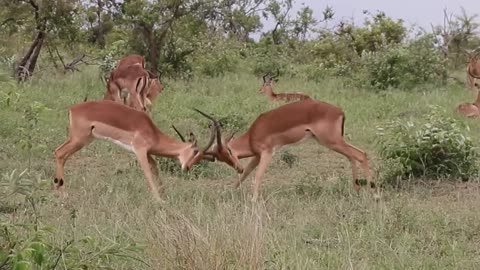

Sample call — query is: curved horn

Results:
[171,125,186,142]
[262,72,271,83]
[202,122,216,152]
[271,68,280,80]
[193,108,223,149]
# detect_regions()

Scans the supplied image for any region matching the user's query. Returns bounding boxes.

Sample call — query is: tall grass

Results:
[2,68,480,269]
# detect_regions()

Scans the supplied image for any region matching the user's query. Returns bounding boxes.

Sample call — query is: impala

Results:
[465,50,480,90]
[456,83,480,118]
[104,55,163,111]
[116,54,145,69]
[194,99,376,201]
[53,100,216,201]
[259,71,311,102]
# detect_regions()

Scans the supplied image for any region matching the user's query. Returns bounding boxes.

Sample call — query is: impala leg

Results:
[327,141,374,191]
[147,155,164,194]
[54,134,91,190]
[232,156,260,188]
[252,152,273,202]
[135,149,163,202]
[467,72,475,90]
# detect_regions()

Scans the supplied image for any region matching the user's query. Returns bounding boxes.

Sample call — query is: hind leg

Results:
[54,136,92,194]
[310,120,374,192]
[330,141,375,190]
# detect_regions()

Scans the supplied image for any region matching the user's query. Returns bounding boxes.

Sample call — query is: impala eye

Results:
[193,150,199,155]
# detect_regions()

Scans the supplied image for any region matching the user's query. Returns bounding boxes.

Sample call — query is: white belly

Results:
[92,132,134,152]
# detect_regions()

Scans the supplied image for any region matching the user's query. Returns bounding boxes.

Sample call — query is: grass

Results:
[2,67,480,269]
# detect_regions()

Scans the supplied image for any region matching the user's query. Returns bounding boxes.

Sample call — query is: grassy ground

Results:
[2,68,480,269]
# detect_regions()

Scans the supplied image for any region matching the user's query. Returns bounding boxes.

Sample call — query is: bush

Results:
[376,107,479,183]
[357,35,443,90]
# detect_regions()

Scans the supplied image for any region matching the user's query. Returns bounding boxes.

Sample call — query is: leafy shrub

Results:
[357,35,443,90]
[376,107,479,183]
[193,37,240,77]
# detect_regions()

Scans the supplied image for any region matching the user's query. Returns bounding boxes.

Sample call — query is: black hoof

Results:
[54,178,64,186]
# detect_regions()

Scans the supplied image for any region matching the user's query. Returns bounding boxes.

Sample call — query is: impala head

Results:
[259,69,280,95]
[464,49,480,64]
[193,109,244,174]
[171,122,217,171]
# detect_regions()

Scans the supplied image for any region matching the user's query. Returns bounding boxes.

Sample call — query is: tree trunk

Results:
[15,31,45,82]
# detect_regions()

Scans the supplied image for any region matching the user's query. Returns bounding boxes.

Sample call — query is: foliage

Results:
[356,36,443,90]
[376,107,479,183]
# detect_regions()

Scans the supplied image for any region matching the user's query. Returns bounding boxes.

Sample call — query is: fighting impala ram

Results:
[194,99,377,201]
[259,71,310,102]
[53,100,216,201]
[104,55,163,112]
[465,49,480,90]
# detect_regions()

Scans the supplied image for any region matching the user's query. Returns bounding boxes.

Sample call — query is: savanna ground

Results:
[2,68,480,269]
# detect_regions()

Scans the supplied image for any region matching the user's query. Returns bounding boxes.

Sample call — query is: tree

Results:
[0,0,80,81]
[121,0,204,73]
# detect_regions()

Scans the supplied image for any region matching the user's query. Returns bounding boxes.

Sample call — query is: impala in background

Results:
[104,55,163,112]
[456,82,480,118]
[465,49,480,90]
[259,71,311,102]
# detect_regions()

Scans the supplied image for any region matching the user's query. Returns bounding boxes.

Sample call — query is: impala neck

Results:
[263,86,278,101]
[229,132,255,159]
[151,131,188,158]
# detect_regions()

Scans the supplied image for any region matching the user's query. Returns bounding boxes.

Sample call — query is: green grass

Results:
[2,68,480,269]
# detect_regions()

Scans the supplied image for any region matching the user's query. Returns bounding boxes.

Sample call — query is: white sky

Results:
[258,0,480,36]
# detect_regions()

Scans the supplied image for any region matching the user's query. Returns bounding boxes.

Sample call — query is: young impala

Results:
[194,99,377,201]
[259,71,311,102]
[104,55,163,112]
[53,100,216,201]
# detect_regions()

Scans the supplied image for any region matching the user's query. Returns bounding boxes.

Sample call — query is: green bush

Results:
[357,35,443,90]
[376,107,479,183]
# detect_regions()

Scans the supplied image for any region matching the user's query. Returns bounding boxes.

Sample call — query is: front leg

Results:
[147,155,164,194]
[134,149,163,202]
[252,152,273,202]
[232,156,260,188]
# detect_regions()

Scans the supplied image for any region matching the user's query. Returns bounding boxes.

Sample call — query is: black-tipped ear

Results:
[189,132,197,145]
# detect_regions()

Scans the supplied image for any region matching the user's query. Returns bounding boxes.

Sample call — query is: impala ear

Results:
[189,132,197,145]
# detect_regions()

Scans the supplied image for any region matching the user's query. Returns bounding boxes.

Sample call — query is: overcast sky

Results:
[259,0,480,36]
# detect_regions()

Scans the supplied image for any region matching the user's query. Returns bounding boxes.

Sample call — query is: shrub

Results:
[357,35,443,90]
[376,107,479,183]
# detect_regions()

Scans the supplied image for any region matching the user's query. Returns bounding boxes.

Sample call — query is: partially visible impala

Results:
[53,100,216,201]
[195,99,377,201]
[259,71,311,102]
[456,83,480,118]
[116,54,145,69]
[104,55,163,112]
[465,49,480,90]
